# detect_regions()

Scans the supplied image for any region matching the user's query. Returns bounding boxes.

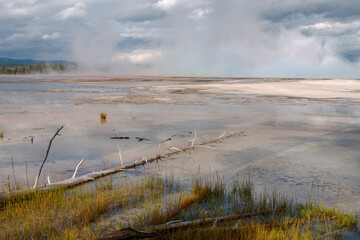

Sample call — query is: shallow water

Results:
[0,75,359,214]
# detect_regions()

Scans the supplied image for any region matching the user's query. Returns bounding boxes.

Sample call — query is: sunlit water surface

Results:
[0,75,359,215]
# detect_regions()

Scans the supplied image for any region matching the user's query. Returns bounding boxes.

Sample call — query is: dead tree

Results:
[0,128,245,203]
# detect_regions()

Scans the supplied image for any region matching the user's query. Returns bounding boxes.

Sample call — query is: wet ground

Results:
[0,75,359,215]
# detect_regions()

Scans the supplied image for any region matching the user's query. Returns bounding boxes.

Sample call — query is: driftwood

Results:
[33,126,64,188]
[110,136,130,139]
[0,129,245,203]
[136,137,151,142]
[161,138,172,143]
[97,208,283,240]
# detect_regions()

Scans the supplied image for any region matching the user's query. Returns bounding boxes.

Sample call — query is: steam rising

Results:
[2,0,360,77]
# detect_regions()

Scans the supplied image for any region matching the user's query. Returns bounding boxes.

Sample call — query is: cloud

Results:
[6,33,28,41]
[189,8,212,20]
[56,2,86,20]
[117,36,156,51]
[113,1,166,23]
[113,50,161,64]
[1,0,360,77]
[155,0,178,10]
[42,32,61,40]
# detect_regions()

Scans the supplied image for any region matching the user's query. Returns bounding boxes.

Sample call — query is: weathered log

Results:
[0,131,245,203]
[153,208,283,231]
[96,208,283,240]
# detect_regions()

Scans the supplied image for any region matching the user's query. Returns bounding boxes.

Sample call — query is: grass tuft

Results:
[100,112,107,120]
[0,174,358,240]
[100,113,107,124]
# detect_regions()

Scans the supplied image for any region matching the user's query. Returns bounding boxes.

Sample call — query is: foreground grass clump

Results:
[0,174,358,240]
[0,175,170,239]
[149,177,357,240]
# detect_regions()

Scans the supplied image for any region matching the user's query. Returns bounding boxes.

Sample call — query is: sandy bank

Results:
[150,79,360,99]
[79,95,205,105]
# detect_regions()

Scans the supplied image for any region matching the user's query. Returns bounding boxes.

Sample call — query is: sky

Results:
[1,0,360,77]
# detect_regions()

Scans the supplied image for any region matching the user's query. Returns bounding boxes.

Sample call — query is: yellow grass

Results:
[0,174,357,240]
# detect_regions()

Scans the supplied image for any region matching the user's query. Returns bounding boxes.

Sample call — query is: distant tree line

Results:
[0,64,77,75]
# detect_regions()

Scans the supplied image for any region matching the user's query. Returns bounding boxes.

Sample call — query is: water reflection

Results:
[100,118,107,125]
[0,75,359,212]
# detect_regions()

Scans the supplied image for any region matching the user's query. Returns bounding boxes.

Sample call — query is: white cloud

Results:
[189,8,212,20]
[0,2,37,18]
[5,32,41,41]
[129,51,161,63]
[6,33,26,41]
[57,2,86,20]
[154,0,178,10]
[304,22,333,30]
[42,32,61,40]
[9,7,30,16]
[113,51,162,64]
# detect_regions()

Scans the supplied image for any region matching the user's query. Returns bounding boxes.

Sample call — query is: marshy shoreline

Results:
[1,171,359,239]
[0,75,359,238]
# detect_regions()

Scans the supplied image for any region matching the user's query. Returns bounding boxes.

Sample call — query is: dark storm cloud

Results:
[260,0,360,65]
[342,50,360,63]
[263,0,360,23]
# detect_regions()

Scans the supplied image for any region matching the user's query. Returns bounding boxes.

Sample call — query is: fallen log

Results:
[96,208,283,240]
[0,130,245,204]
[154,208,283,231]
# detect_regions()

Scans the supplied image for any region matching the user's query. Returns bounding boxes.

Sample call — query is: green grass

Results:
[0,174,358,240]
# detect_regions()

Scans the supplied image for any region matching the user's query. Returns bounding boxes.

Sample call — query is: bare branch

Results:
[168,146,182,152]
[198,145,216,151]
[190,130,197,147]
[72,158,85,179]
[157,143,162,153]
[142,154,148,164]
[212,219,218,228]
[117,145,126,166]
[1,131,245,202]
[33,126,64,188]
[218,130,226,139]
